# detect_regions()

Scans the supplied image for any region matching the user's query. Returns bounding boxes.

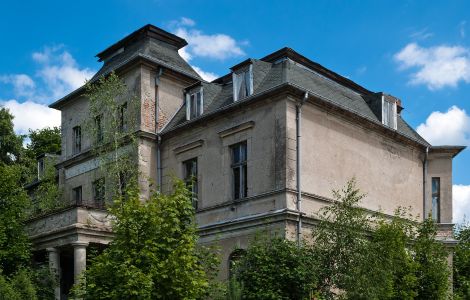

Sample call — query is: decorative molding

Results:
[173,139,204,155]
[218,121,255,138]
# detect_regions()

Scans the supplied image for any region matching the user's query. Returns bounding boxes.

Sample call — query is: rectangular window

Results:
[432,177,440,222]
[231,141,247,200]
[38,158,45,179]
[95,114,103,143]
[186,89,203,120]
[73,186,82,206]
[119,102,127,132]
[72,126,81,154]
[93,178,105,207]
[382,98,397,129]
[232,65,253,102]
[183,158,198,209]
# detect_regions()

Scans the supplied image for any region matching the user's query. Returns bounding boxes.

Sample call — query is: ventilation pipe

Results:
[423,146,429,220]
[155,67,163,191]
[296,91,309,245]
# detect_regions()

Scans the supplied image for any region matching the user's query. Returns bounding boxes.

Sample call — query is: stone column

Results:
[71,242,89,284]
[46,247,61,300]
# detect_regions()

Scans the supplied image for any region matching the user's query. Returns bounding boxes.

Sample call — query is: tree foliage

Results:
[233,179,452,300]
[73,179,213,299]
[235,236,317,300]
[454,223,470,299]
[0,163,31,276]
[0,107,23,164]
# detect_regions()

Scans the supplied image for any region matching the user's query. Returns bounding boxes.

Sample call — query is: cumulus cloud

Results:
[32,46,95,100]
[172,17,245,61]
[417,106,470,146]
[0,45,94,133]
[0,74,36,98]
[169,17,248,81]
[191,66,218,82]
[454,184,470,224]
[394,43,470,90]
[1,99,60,134]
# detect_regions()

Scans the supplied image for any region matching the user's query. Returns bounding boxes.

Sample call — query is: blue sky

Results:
[0,0,469,222]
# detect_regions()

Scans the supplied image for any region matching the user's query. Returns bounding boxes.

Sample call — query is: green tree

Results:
[0,107,23,164]
[413,217,450,300]
[73,179,211,299]
[368,209,418,300]
[312,179,374,299]
[0,163,31,276]
[454,223,470,299]
[235,236,317,300]
[25,127,61,159]
[84,72,139,198]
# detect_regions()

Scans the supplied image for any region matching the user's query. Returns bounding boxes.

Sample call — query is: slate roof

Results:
[162,48,430,146]
[50,25,200,109]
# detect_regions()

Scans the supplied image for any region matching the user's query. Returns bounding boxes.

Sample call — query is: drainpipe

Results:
[296,91,309,245]
[155,67,163,191]
[423,146,429,220]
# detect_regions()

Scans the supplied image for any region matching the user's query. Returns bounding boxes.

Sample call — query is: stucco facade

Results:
[26,24,464,298]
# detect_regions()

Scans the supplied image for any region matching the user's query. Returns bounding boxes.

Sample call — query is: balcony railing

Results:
[29,197,107,219]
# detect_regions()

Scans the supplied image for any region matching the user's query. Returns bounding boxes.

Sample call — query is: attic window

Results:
[382,96,397,130]
[186,88,203,120]
[232,64,253,102]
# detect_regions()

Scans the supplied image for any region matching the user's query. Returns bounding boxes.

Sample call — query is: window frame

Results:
[381,96,397,130]
[231,141,248,200]
[183,157,198,209]
[185,87,204,120]
[93,178,105,207]
[431,177,441,222]
[95,114,104,143]
[119,102,128,132]
[72,126,81,155]
[232,64,253,102]
[72,186,82,206]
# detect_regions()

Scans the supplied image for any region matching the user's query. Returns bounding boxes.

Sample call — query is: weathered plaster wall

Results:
[427,155,453,223]
[286,100,425,218]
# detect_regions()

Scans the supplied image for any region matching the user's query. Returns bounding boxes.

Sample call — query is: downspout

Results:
[423,146,429,220]
[155,67,163,191]
[296,91,309,245]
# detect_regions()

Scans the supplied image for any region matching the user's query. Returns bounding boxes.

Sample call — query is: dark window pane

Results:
[233,167,240,199]
[242,165,247,198]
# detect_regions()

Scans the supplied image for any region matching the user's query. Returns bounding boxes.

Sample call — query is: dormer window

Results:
[382,96,397,130]
[232,64,253,102]
[186,88,203,120]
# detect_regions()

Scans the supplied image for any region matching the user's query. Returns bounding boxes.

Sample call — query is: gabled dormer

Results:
[366,92,402,130]
[185,83,204,120]
[231,59,254,102]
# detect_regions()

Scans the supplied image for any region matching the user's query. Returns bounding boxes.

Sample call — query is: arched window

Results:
[228,249,246,279]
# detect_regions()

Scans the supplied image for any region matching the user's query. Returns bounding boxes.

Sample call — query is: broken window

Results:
[183,158,198,209]
[432,177,440,222]
[185,88,203,120]
[382,97,397,130]
[233,65,253,102]
[95,114,104,143]
[93,178,105,207]
[231,141,247,200]
[73,186,82,206]
[73,126,81,154]
[119,102,128,132]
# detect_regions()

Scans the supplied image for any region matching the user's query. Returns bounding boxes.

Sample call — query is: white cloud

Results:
[171,17,245,61]
[0,74,36,98]
[454,184,470,224]
[394,43,470,90]
[192,66,218,82]
[1,99,60,134]
[417,106,470,146]
[0,45,94,134]
[409,28,434,40]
